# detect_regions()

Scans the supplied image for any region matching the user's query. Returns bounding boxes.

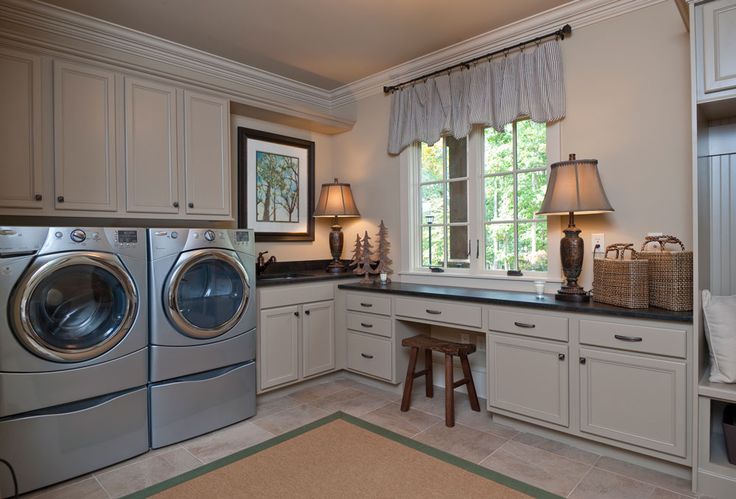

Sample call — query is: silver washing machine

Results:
[0,227,149,496]
[148,228,256,448]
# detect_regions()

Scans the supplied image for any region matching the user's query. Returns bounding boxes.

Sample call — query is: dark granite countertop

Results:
[338,281,693,323]
[256,260,359,287]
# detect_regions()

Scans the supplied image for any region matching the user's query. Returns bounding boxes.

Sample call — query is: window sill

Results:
[399,270,563,284]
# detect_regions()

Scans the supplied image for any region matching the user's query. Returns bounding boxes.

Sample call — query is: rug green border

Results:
[124,412,562,499]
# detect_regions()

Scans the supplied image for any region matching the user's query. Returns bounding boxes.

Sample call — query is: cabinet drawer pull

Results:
[361,353,374,359]
[425,309,442,315]
[360,302,373,308]
[514,321,536,329]
[558,353,565,361]
[614,334,643,342]
[360,322,373,328]
[35,194,42,201]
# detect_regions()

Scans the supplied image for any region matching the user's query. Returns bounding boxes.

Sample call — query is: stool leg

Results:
[444,354,455,427]
[460,353,480,412]
[401,347,419,412]
[425,349,433,398]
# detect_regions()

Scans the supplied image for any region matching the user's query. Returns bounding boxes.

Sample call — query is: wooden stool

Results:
[400,335,480,427]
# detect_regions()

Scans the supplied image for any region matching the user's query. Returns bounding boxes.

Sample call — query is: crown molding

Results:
[0,0,671,123]
[330,0,668,108]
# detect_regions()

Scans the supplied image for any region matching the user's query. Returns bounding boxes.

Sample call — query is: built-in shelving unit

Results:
[690,1,736,496]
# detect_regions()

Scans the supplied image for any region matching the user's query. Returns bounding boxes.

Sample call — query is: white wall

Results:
[230,114,337,261]
[332,1,691,290]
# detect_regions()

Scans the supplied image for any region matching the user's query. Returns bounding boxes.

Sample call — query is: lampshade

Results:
[313,178,361,217]
[536,157,614,216]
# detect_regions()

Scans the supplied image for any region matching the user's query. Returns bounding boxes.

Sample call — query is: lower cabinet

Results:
[487,333,569,427]
[579,347,687,457]
[259,300,335,391]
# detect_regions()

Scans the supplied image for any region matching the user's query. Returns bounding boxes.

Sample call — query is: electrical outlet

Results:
[460,333,471,344]
[592,233,605,255]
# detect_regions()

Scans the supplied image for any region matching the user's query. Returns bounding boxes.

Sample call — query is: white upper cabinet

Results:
[700,0,736,95]
[0,47,43,209]
[53,60,117,212]
[183,90,231,216]
[124,77,179,214]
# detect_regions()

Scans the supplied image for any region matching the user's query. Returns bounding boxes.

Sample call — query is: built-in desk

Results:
[337,281,693,468]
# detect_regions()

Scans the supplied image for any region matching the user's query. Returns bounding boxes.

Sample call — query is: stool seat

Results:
[400,334,480,427]
[401,335,477,356]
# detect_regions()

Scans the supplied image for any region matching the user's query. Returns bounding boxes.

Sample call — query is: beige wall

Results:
[332,1,691,290]
[230,114,337,261]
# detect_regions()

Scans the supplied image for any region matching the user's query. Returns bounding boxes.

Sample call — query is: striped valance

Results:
[387,39,565,155]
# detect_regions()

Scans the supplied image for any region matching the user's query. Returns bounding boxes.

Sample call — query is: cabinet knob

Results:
[188,202,194,208]
[294,311,299,317]
[173,201,179,208]
[35,194,42,201]
[304,310,310,315]
[558,353,565,361]
[57,195,64,203]
[579,357,586,365]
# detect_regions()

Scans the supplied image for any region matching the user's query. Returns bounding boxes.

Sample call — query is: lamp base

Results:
[326,259,347,273]
[325,221,346,273]
[555,288,591,302]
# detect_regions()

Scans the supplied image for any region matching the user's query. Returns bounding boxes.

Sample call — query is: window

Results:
[483,121,548,272]
[414,119,550,276]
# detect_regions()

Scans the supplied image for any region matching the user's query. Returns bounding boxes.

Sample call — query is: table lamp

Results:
[536,154,614,302]
[313,178,361,272]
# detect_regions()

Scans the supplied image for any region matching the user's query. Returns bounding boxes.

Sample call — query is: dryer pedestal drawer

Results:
[149,361,256,448]
[0,387,148,495]
[0,348,148,418]
[150,329,255,382]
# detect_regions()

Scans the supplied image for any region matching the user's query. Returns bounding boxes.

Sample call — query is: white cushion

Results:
[702,290,736,383]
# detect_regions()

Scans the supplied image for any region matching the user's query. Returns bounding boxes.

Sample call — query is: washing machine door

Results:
[165,249,250,339]
[9,252,139,363]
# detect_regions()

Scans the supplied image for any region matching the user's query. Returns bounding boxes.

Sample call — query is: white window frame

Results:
[400,122,561,284]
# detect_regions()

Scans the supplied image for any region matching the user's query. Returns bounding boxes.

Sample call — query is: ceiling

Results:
[42,0,571,90]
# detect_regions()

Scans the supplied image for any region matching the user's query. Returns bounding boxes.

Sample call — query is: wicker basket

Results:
[639,235,693,311]
[593,243,650,309]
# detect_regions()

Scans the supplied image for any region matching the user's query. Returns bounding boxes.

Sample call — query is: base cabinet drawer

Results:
[490,309,568,342]
[395,297,482,329]
[487,334,569,427]
[347,311,392,338]
[579,320,686,358]
[579,348,687,457]
[346,292,391,316]
[347,331,392,381]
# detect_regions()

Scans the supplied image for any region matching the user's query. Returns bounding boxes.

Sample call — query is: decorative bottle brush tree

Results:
[372,220,393,282]
[354,231,374,283]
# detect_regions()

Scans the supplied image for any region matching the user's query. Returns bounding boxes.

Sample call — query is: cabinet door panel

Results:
[488,334,569,427]
[703,0,736,93]
[579,348,687,457]
[124,77,179,214]
[183,91,230,216]
[0,48,43,209]
[53,61,117,211]
[259,305,299,390]
[302,301,335,378]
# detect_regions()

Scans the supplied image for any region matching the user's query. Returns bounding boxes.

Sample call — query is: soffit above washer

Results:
[41,0,572,90]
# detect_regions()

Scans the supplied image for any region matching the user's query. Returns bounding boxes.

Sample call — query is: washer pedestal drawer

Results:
[0,387,148,496]
[149,361,256,449]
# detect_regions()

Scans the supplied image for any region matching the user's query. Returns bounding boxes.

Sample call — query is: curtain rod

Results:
[383,24,572,94]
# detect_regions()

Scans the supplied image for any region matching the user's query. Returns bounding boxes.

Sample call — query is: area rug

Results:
[125,412,560,498]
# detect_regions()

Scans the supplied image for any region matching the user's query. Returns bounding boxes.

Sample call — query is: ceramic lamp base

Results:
[556,215,589,302]
[326,222,346,273]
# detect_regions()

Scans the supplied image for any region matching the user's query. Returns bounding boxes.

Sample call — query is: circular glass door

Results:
[9,252,138,362]
[166,249,250,339]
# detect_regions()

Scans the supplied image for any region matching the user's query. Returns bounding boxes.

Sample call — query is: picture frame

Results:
[237,127,315,242]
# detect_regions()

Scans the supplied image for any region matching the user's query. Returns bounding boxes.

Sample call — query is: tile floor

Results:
[24,376,697,499]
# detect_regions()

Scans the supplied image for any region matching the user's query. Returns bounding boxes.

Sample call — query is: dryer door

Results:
[9,252,139,362]
[165,249,250,339]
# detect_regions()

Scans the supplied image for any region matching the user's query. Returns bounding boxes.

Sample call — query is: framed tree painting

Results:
[237,127,315,242]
